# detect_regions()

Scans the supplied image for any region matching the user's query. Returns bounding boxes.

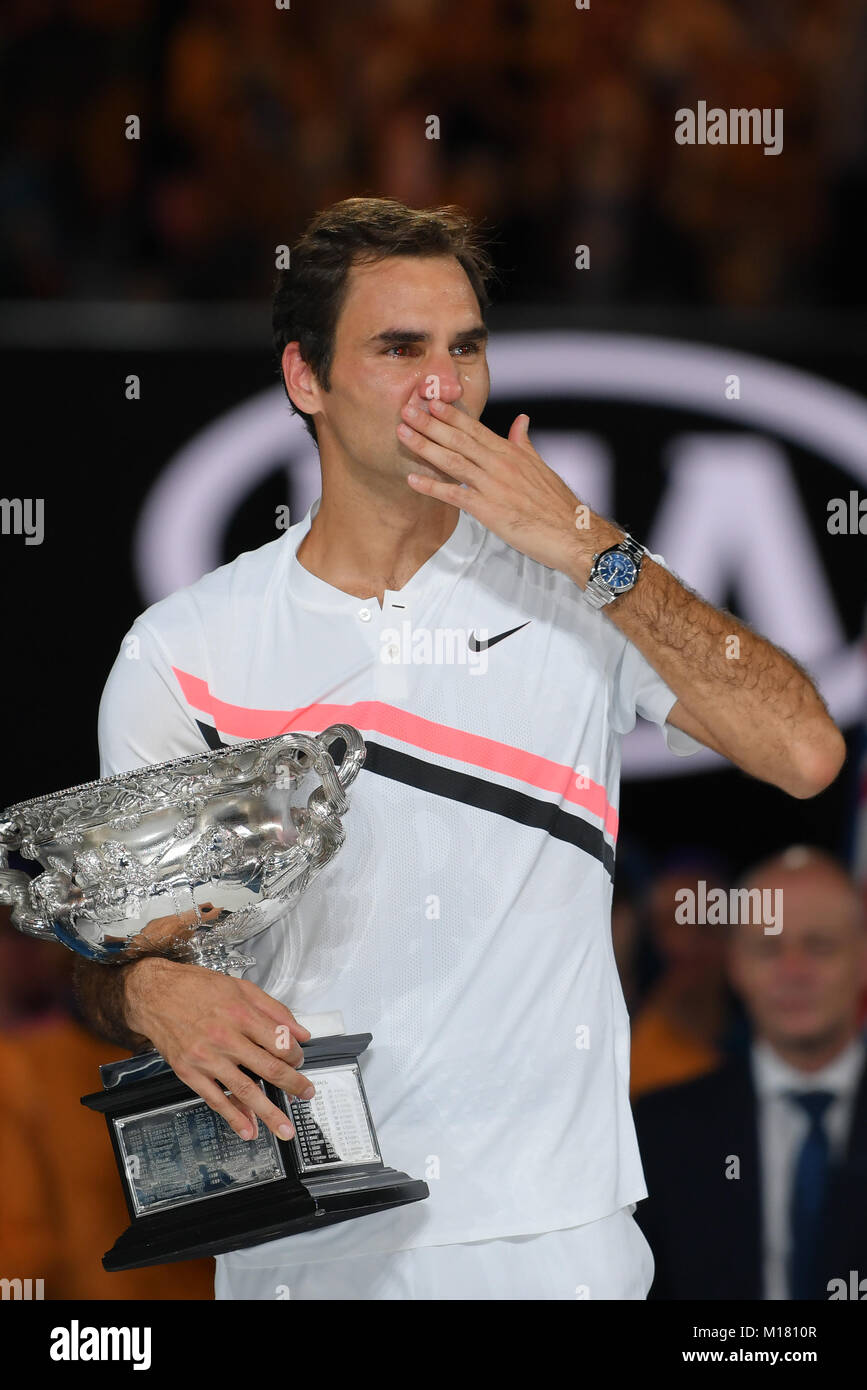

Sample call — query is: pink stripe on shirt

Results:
[172,667,619,839]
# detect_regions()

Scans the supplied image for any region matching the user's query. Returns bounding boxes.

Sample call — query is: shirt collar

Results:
[751,1030,866,1101]
[284,496,483,610]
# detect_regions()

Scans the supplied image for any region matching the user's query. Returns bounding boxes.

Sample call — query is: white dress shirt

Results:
[751,1032,866,1299]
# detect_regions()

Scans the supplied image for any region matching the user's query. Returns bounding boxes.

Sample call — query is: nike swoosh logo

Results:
[468,621,531,652]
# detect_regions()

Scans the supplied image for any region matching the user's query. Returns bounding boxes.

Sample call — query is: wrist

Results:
[570,517,624,588]
[123,955,170,1039]
[582,528,647,610]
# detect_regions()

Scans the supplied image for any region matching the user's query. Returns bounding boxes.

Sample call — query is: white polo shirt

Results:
[97,497,702,1270]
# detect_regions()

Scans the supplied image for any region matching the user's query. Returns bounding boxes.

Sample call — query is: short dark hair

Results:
[271,197,499,446]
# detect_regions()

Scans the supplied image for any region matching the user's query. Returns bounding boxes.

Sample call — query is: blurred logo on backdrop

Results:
[134,332,867,780]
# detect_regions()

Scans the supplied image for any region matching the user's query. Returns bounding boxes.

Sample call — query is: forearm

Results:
[566,520,845,796]
[610,555,830,747]
[71,956,155,1053]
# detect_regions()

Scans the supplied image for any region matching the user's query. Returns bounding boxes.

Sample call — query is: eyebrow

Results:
[367,324,489,347]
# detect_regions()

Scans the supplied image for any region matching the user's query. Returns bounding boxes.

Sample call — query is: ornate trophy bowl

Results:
[0,725,428,1271]
[0,725,365,973]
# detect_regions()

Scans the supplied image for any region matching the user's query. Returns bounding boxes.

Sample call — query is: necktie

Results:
[787,1089,835,1300]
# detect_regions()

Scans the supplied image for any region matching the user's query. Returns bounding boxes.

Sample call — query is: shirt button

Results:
[385,645,400,661]
[358,607,372,622]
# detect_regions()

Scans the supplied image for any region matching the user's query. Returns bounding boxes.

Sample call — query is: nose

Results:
[413,354,465,407]
[776,948,814,985]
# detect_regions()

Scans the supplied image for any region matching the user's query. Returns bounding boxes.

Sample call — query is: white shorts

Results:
[214,1204,654,1301]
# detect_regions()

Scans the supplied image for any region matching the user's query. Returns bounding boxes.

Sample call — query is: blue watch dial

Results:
[596,549,637,591]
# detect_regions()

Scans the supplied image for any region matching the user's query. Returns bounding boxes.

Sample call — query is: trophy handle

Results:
[305,724,366,825]
[263,724,365,820]
[318,724,366,794]
[0,829,57,941]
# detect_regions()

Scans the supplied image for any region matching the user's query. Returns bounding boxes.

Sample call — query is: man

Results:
[75,197,845,1300]
[633,848,867,1299]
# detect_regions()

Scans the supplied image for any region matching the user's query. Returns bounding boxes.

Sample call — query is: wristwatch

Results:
[583,532,646,609]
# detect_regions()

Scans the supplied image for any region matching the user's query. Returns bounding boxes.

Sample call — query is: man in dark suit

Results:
[633,847,867,1300]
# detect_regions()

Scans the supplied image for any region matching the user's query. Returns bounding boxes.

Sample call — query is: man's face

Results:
[311,254,490,485]
[726,866,867,1053]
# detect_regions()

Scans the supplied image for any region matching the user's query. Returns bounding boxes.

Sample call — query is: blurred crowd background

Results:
[2,0,867,1302]
[2,0,867,307]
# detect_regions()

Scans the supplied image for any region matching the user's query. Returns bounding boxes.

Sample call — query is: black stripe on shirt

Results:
[197,719,227,751]
[196,720,614,879]
[362,738,615,879]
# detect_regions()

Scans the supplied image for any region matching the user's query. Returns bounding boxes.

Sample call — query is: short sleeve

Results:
[97,618,206,777]
[609,552,705,757]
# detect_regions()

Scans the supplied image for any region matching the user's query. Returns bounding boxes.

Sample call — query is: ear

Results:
[281,342,322,418]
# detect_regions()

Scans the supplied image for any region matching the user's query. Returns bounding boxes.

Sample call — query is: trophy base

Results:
[98,1168,428,1273]
[81,1032,429,1272]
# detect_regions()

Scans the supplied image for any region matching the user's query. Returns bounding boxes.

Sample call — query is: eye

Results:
[807,939,836,956]
[384,342,483,358]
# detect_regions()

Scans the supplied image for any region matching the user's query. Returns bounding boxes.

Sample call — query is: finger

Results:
[209,1063,301,1140]
[240,981,312,1040]
[231,996,307,1067]
[427,397,506,453]
[400,402,491,469]
[406,472,473,508]
[230,1037,317,1103]
[180,1072,292,1142]
[507,413,532,446]
[223,1094,259,1140]
[397,420,480,481]
[268,1020,306,1068]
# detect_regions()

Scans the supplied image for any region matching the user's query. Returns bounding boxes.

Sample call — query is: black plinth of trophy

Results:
[81,1033,428,1272]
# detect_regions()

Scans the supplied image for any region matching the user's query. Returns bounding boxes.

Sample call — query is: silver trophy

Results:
[0,725,427,1271]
